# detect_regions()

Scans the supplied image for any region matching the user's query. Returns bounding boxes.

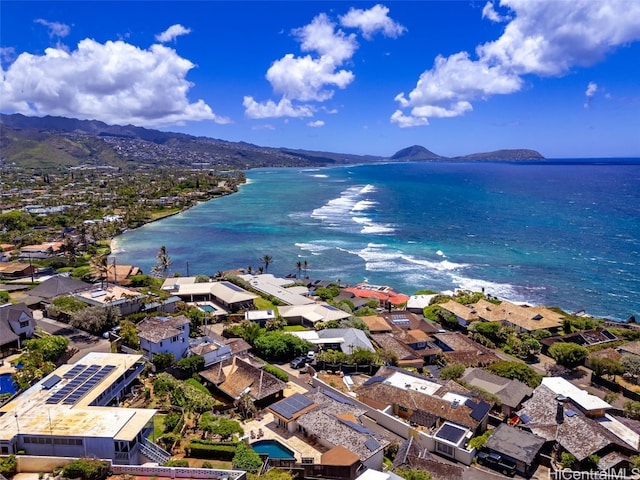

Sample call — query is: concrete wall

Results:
[16,455,76,473]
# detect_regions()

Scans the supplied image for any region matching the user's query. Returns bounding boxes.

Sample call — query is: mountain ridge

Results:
[0,113,545,169]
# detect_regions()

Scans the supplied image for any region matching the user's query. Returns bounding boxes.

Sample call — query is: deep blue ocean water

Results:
[114,160,640,321]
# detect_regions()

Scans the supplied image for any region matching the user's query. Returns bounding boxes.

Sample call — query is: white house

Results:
[137,315,190,361]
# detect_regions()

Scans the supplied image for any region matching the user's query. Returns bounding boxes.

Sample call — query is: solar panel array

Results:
[270,393,314,420]
[46,364,116,405]
[391,314,410,325]
[222,281,245,292]
[63,364,88,379]
[322,389,355,405]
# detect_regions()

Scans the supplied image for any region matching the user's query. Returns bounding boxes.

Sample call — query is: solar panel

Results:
[63,364,88,379]
[46,364,115,405]
[519,413,531,424]
[61,365,116,405]
[222,281,245,292]
[325,305,340,311]
[322,389,354,405]
[465,399,491,422]
[337,418,376,436]
[42,375,62,390]
[364,438,381,452]
[363,375,386,386]
[565,409,577,417]
[270,393,314,420]
[435,423,466,444]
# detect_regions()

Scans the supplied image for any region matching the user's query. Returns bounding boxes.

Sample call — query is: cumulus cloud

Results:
[156,24,192,43]
[392,0,640,127]
[1,39,228,126]
[34,19,71,38]
[481,2,510,23]
[243,96,314,119]
[339,4,406,40]
[245,5,403,119]
[584,81,598,108]
[307,120,325,127]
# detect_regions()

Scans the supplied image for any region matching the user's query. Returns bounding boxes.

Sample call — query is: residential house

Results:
[270,389,389,470]
[0,303,36,357]
[278,302,351,327]
[244,309,277,326]
[0,352,160,465]
[482,424,545,477]
[472,299,564,334]
[28,275,92,306]
[163,277,257,311]
[460,368,533,416]
[362,315,393,334]
[74,284,144,316]
[290,328,375,354]
[0,262,37,280]
[188,336,232,367]
[343,283,409,308]
[18,241,63,260]
[370,334,423,368]
[439,300,478,328]
[516,378,638,470]
[618,341,640,358]
[392,438,465,480]
[137,315,190,361]
[105,264,142,286]
[433,332,500,367]
[200,356,285,408]
[239,273,314,306]
[380,310,440,335]
[406,294,438,315]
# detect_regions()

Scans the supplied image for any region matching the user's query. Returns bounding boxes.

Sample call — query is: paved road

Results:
[34,311,111,362]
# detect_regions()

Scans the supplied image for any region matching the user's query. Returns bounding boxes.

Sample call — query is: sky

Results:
[1,1,639,158]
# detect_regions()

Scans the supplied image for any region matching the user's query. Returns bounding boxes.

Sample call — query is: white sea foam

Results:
[361,224,396,234]
[352,200,377,211]
[295,242,332,255]
[312,174,329,178]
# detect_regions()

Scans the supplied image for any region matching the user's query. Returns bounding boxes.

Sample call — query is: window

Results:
[436,442,454,457]
[398,405,409,413]
[172,335,179,342]
[20,320,30,328]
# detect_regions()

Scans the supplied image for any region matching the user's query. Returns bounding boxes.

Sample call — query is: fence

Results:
[591,373,640,402]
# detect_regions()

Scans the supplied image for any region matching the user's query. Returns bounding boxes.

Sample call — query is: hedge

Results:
[263,364,289,382]
[185,442,239,460]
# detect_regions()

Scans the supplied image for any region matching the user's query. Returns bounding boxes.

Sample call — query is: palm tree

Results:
[151,245,173,277]
[303,260,309,278]
[296,261,302,278]
[261,255,273,273]
[90,254,109,288]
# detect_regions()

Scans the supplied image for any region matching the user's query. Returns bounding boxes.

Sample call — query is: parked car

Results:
[477,451,517,477]
[290,356,307,369]
[306,351,316,362]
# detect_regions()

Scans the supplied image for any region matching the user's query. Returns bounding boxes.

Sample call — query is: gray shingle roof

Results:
[485,424,545,464]
[461,368,532,408]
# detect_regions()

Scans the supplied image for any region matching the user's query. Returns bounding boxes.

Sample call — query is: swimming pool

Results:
[251,439,296,459]
[0,373,18,395]
[199,305,216,312]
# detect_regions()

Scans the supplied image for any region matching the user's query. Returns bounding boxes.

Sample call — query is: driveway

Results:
[34,311,111,362]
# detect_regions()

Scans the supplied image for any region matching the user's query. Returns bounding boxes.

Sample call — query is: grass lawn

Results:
[283,325,308,332]
[254,297,278,313]
[149,414,166,440]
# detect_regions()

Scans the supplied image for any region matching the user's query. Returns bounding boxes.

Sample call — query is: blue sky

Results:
[1,1,639,158]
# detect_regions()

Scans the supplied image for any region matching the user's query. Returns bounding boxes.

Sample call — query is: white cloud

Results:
[390,110,428,128]
[266,54,354,102]
[34,19,70,38]
[307,120,325,127]
[243,96,314,119]
[245,6,403,120]
[393,0,640,126]
[481,2,510,23]
[339,4,406,40]
[584,81,598,108]
[1,39,228,126]
[155,24,192,43]
[293,13,357,62]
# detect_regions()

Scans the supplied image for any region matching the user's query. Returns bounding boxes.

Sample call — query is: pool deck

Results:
[244,378,325,463]
[0,353,22,375]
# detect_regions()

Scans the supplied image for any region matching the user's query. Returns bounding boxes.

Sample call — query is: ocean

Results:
[113,160,640,321]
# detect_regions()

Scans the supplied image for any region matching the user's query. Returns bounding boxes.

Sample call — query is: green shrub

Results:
[0,290,10,303]
[0,454,17,477]
[163,459,189,467]
[232,442,262,473]
[263,364,289,382]
[185,443,239,460]
[62,459,110,480]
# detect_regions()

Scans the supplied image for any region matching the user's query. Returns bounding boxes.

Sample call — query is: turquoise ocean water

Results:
[114,160,640,320]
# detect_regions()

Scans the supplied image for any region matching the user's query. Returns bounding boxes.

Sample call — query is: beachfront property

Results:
[0,352,163,465]
[278,302,351,327]
[0,303,36,357]
[343,283,410,308]
[137,315,190,361]
[239,273,314,306]
[162,277,257,312]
